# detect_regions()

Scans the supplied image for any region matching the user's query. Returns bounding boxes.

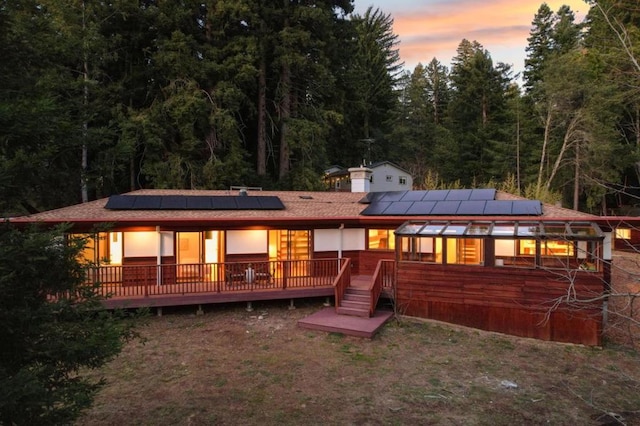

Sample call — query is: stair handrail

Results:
[332,258,351,309]
[368,259,395,316]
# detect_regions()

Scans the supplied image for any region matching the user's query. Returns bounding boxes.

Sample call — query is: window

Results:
[446,238,483,265]
[368,229,395,250]
[399,176,407,185]
[615,228,631,239]
[400,236,440,262]
[386,175,393,182]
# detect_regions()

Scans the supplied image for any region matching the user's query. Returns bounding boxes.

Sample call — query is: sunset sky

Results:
[353,0,589,78]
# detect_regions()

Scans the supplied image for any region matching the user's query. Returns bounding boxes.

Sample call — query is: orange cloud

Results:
[383,0,588,72]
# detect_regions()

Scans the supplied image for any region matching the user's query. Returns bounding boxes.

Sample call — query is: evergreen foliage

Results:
[0,223,139,425]
[1,2,640,214]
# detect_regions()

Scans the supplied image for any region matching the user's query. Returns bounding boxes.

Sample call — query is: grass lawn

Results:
[78,299,640,425]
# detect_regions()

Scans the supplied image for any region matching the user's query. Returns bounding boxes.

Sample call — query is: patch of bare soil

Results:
[78,299,640,426]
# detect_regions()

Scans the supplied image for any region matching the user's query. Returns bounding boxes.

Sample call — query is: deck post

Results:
[157,307,163,317]
[246,301,253,312]
[196,304,204,315]
[323,297,331,307]
[289,299,295,310]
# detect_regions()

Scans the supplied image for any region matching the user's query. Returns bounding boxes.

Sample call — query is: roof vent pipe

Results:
[239,188,248,196]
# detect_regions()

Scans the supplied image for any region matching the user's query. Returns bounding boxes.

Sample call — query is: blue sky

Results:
[353,0,588,78]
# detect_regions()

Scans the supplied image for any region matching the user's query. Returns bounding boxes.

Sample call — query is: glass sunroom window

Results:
[395,219,603,271]
[491,224,515,236]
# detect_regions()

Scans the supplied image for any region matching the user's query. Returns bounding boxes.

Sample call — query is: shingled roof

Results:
[10,188,596,227]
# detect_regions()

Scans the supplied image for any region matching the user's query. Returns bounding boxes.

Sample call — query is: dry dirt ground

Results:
[78,298,640,426]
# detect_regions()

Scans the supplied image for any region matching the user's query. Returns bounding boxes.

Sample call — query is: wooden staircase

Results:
[336,286,371,317]
[336,274,375,318]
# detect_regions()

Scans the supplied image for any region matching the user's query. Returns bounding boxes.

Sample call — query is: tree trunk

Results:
[278,59,291,180]
[278,1,291,181]
[536,108,553,195]
[257,52,267,176]
[546,113,580,190]
[516,98,521,192]
[80,0,89,203]
[573,140,580,210]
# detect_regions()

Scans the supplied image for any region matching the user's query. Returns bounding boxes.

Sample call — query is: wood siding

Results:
[313,250,394,275]
[396,262,605,346]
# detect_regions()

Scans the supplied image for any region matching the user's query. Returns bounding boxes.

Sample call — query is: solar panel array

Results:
[105,195,285,210]
[360,189,542,216]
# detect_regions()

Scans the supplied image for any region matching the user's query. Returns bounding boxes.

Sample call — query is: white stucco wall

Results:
[314,228,365,252]
[227,230,268,254]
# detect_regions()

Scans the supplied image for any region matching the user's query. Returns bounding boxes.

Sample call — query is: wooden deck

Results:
[88,259,346,309]
[298,307,394,338]
[99,276,337,309]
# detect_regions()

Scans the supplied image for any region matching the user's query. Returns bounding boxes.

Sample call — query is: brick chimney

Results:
[348,166,372,193]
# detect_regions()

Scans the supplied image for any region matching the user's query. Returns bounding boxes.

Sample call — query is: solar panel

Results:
[258,196,285,210]
[381,201,413,215]
[511,200,542,215]
[360,202,392,215]
[469,188,497,201]
[360,191,544,217]
[400,191,429,202]
[379,191,407,202]
[445,189,473,201]
[483,201,513,215]
[456,200,487,215]
[133,196,162,209]
[406,201,436,215]
[105,195,135,209]
[104,195,285,211]
[210,196,237,209]
[423,190,450,201]
[235,196,261,209]
[161,196,187,209]
[186,196,213,209]
[430,200,461,215]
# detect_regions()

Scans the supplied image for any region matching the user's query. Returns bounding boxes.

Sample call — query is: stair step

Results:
[336,306,370,318]
[345,287,369,296]
[343,293,370,303]
[341,300,369,310]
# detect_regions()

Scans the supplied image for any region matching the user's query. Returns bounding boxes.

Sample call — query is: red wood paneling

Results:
[396,262,604,345]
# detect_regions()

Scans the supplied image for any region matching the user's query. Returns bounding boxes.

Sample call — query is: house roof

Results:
[324,161,411,179]
[10,188,599,230]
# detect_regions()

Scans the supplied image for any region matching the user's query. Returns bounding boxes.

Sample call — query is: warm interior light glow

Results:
[615,228,631,239]
[368,229,396,250]
[109,233,123,265]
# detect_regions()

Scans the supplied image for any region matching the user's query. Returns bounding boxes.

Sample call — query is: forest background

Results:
[1,0,639,216]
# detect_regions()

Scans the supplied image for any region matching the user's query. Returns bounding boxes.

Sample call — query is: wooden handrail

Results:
[368,259,395,316]
[84,259,347,299]
[332,258,351,309]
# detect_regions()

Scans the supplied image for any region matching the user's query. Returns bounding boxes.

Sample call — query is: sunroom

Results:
[394,220,605,271]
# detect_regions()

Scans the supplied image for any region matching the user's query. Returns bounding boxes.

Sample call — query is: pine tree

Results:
[0,224,138,425]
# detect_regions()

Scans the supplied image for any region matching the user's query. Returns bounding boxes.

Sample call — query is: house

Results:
[324,161,413,192]
[10,185,638,346]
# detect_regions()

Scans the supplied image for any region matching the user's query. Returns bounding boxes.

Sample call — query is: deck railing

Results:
[332,258,352,308]
[369,259,395,315]
[85,259,347,299]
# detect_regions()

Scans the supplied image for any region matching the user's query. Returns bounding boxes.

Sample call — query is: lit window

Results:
[615,228,631,239]
[541,240,574,257]
[446,238,483,265]
[399,176,407,185]
[368,229,396,250]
